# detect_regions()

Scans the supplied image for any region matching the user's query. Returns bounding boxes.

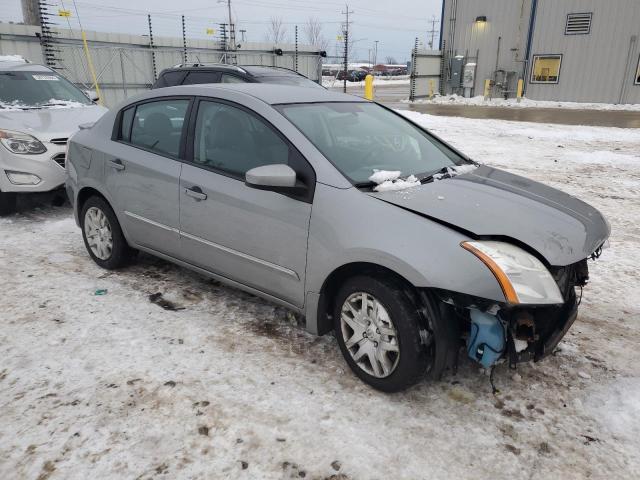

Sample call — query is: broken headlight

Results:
[461,240,564,305]
[0,129,47,154]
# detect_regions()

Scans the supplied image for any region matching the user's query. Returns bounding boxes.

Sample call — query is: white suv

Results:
[0,56,107,214]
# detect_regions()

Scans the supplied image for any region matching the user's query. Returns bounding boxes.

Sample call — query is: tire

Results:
[80,196,136,269]
[333,275,431,392]
[0,191,17,216]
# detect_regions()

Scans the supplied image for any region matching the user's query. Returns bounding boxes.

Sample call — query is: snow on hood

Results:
[0,99,90,111]
[0,54,26,63]
[0,104,107,138]
[369,169,421,192]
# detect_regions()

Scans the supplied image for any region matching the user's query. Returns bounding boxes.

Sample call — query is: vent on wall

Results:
[565,13,592,35]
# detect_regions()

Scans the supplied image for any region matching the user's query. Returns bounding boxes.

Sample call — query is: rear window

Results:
[182,71,220,85]
[156,71,185,88]
[126,99,189,157]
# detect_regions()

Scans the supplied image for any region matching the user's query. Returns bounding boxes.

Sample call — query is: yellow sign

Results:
[58,9,72,17]
[206,28,216,35]
[337,35,343,41]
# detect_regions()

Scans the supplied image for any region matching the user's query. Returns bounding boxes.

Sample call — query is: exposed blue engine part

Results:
[467,310,506,368]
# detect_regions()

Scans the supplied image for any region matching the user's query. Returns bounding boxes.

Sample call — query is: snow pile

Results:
[403,94,640,111]
[369,169,401,184]
[433,163,478,180]
[368,169,421,192]
[0,54,26,63]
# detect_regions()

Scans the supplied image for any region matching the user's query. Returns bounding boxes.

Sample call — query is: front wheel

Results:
[81,196,136,269]
[333,276,431,392]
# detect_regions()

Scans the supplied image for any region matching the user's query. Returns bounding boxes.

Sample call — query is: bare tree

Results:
[266,17,288,44]
[303,17,328,50]
[385,56,398,64]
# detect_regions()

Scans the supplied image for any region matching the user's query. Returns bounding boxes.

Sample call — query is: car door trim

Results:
[180,230,300,280]
[124,210,180,233]
[124,210,299,280]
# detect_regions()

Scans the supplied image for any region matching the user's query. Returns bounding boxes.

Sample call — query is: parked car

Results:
[0,56,107,215]
[336,69,368,82]
[66,85,609,392]
[153,64,323,89]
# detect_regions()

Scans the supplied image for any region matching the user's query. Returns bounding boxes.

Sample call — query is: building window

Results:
[531,55,562,84]
[565,13,592,35]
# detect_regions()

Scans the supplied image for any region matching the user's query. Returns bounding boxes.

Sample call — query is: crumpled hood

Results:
[0,105,107,140]
[369,165,610,266]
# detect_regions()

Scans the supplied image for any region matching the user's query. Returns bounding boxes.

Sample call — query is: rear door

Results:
[104,97,192,256]
[178,98,314,306]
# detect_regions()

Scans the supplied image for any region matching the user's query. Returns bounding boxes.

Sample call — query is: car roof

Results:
[155,83,367,105]
[161,64,307,79]
[241,66,300,77]
[0,61,52,72]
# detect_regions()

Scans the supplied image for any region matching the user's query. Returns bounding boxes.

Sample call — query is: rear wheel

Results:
[333,276,431,392]
[0,191,17,216]
[81,196,135,269]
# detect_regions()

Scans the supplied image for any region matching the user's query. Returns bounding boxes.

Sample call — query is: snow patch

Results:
[586,377,640,441]
[0,54,26,63]
[403,94,640,111]
[369,169,401,183]
[374,175,421,192]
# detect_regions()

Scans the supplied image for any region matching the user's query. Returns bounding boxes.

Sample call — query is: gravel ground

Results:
[1,113,639,479]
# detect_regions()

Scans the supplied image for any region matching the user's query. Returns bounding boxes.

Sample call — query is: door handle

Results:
[109,159,125,171]
[184,186,207,201]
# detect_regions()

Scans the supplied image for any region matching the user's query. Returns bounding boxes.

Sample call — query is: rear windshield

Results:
[0,70,91,108]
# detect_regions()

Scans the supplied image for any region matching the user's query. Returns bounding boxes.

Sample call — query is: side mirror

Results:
[245,164,306,194]
[84,90,99,102]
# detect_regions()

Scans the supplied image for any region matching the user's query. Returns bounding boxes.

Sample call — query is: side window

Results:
[159,71,185,87]
[119,107,134,142]
[193,101,289,178]
[182,71,220,85]
[129,99,189,157]
[221,74,248,84]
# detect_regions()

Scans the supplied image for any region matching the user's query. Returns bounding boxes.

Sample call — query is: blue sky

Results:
[3,0,443,63]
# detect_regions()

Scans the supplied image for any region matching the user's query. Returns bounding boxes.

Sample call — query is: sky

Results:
[2,0,443,63]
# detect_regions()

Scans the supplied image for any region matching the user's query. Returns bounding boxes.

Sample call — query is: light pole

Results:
[373,40,379,66]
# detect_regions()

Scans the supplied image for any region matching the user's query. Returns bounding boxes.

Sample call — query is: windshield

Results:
[0,70,92,108]
[277,102,465,184]
[258,76,324,88]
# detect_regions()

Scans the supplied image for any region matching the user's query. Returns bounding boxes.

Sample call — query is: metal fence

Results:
[0,23,324,107]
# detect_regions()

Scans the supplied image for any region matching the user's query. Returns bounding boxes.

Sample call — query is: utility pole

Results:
[21,0,41,26]
[341,4,353,93]
[427,15,439,50]
[148,14,157,80]
[373,39,378,65]
[227,0,236,49]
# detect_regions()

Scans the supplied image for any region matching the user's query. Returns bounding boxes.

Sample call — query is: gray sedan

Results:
[66,84,609,392]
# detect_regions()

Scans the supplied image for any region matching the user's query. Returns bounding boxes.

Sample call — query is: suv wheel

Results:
[0,191,17,216]
[333,276,430,392]
[81,196,135,269]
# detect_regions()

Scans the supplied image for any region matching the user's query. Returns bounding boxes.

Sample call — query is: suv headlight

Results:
[0,129,47,154]
[461,240,564,305]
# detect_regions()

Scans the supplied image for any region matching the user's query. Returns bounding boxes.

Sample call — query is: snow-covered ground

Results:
[404,94,640,111]
[322,75,410,88]
[1,114,639,479]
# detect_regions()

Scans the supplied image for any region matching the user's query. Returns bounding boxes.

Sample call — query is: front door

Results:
[178,99,314,307]
[104,97,191,256]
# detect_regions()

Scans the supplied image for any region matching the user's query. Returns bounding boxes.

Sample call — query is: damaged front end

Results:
[430,258,591,371]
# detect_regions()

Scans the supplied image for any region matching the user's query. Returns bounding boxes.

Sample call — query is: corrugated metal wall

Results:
[0,24,323,108]
[441,0,640,104]
[441,0,533,96]
[526,0,640,104]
